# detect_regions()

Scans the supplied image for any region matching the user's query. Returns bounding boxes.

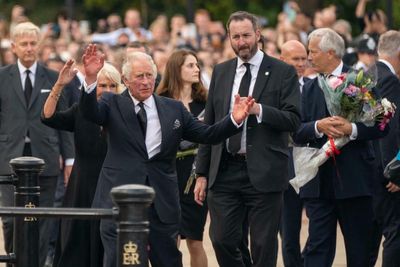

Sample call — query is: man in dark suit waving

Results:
[194,11,301,267]
[79,44,254,267]
[293,28,388,267]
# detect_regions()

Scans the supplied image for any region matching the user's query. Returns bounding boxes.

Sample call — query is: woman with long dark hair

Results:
[156,49,208,267]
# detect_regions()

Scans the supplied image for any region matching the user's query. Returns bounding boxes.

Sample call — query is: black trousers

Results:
[208,158,283,267]
[281,185,304,267]
[100,206,182,267]
[303,197,373,267]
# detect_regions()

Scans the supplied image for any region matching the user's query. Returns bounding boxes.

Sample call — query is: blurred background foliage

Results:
[0,0,398,34]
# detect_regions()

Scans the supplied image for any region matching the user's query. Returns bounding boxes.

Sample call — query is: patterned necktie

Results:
[137,102,147,137]
[24,70,33,104]
[228,63,252,154]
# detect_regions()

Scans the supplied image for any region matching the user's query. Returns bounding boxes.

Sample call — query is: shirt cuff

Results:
[314,121,324,138]
[230,114,243,128]
[65,158,75,166]
[256,104,263,123]
[349,123,358,140]
[83,80,97,94]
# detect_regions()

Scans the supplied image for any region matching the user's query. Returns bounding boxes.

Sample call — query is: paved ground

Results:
[0,213,382,266]
[180,213,383,267]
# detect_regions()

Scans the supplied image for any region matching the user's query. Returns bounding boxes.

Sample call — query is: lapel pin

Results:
[265,71,269,76]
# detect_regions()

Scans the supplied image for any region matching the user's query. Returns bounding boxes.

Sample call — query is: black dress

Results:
[41,103,106,267]
[176,100,208,240]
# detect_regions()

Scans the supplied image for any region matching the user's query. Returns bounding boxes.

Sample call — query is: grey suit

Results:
[0,63,74,266]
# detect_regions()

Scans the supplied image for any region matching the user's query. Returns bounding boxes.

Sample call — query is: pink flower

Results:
[328,76,344,89]
[344,84,360,96]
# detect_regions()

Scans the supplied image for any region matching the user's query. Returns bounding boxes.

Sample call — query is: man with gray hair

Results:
[370,30,400,267]
[0,21,74,267]
[79,44,255,267]
[293,28,388,266]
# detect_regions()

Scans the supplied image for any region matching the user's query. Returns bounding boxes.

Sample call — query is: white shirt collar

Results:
[299,76,304,86]
[237,49,264,69]
[129,91,155,110]
[17,60,37,77]
[378,59,396,75]
[330,61,344,77]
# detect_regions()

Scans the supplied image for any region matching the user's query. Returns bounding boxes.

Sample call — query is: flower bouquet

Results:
[290,70,396,193]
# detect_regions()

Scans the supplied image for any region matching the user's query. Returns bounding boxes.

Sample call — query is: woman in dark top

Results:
[41,59,124,267]
[156,49,208,267]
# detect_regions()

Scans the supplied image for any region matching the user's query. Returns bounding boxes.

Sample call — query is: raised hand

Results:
[232,95,255,124]
[82,44,105,84]
[56,59,78,87]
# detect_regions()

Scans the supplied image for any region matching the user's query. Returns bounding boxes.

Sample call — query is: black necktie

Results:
[137,102,147,137]
[24,70,33,104]
[228,63,252,154]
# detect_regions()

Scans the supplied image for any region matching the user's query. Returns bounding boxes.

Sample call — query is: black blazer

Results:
[372,61,400,187]
[196,52,301,192]
[293,66,389,198]
[80,89,240,223]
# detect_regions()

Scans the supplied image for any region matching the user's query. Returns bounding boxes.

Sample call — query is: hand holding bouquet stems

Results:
[290,70,396,193]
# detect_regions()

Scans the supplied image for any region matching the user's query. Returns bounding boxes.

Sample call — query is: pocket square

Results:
[173,119,181,130]
[40,89,51,93]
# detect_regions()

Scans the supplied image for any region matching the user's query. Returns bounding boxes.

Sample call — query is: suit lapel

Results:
[10,65,26,108]
[117,91,147,155]
[223,59,238,115]
[252,54,272,102]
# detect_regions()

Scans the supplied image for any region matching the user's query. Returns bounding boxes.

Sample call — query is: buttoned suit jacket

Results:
[0,63,74,176]
[293,66,388,198]
[196,53,301,192]
[80,89,240,223]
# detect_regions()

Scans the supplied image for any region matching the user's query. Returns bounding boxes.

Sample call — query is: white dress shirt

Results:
[228,50,264,154]
[84,81,162,159]
[299,76,305,93]
[130,94,162,159]
[17,59,37,90]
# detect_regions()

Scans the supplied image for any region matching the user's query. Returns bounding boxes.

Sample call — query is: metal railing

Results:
[0,156,154,267]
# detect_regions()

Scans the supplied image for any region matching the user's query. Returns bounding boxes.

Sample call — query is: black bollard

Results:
[111,184,155,267]
[10,157,44,267]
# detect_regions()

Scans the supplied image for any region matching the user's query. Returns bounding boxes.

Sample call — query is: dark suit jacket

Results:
[80,89,240,224]
[293,67,389,199]
[373,61,400,189]
[196,53,301,192]
[0,63,74,176]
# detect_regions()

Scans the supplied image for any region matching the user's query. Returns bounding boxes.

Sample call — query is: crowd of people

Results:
[0,1,399,267]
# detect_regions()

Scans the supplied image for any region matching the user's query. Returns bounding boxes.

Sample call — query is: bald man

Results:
[280,40,308,92]
[279,40,308,267]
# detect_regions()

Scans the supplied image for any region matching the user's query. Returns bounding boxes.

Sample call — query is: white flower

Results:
[381,98,396,115]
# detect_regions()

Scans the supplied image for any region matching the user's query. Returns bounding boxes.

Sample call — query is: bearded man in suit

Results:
[194,11,301,267]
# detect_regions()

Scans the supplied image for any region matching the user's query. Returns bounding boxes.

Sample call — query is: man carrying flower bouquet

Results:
[293,28,389,267]
[369,30,400,267]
